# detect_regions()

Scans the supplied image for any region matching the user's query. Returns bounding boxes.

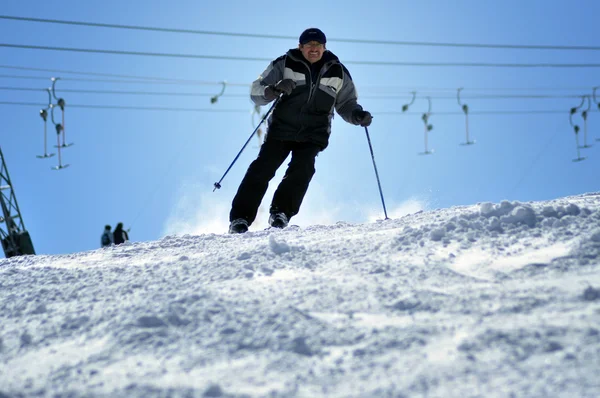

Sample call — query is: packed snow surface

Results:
[1,193,600,397]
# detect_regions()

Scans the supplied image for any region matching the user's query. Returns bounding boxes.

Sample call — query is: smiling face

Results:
[299,41,326,64]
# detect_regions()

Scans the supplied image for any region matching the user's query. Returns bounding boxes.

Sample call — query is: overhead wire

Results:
[2,20,597,101]
[0,86,595,100]
[0,73,233,86]
[0,86,248,97]
[0,43,271,62]
[2,44,600,68]
[0,101,248,112]
[1,101,596,115]
[2,66,598,92]
[2,15,600,51]
[0,65,247,86]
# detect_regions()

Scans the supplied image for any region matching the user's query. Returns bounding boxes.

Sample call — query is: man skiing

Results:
[228,27,373,234]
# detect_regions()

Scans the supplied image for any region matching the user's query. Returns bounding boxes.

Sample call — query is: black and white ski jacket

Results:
[251,49,364,150]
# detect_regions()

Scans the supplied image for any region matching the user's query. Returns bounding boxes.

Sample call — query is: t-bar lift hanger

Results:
[569,97,586,162]
[210,81,227,104]
[457,88,475,146]
[419,96,434,155]
[51,77,73,149]
[36,88,55,159]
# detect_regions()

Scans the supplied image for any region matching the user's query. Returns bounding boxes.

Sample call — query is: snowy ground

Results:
[1,193,600,398]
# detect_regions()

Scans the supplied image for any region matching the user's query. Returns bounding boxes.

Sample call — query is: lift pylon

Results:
[0,147,35,258]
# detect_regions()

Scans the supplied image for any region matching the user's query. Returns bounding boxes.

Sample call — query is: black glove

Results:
[274,79,296,95]
[352,109,373,127]
[264,79,297,100]
[264,86,279,101]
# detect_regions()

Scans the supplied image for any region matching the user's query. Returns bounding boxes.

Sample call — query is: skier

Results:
[113,222,129,245]
[101,225,112,247]
[228,27,372,234]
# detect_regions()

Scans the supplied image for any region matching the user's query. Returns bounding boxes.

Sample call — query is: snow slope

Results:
[1,193,600,397]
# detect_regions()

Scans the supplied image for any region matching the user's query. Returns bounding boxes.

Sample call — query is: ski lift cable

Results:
[2,66,599,93]
[0,86,249,97]
[2,86,598,100]
[2,15,600,51]
[1,101,599,115]
[0,101,250,112]
[0,65,247,86]
[4,43,600,68]
[0,73,239,86]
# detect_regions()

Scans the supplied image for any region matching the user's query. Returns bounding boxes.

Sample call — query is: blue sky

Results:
[1,0,599,255]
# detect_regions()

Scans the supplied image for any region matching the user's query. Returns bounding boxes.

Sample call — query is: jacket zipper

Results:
[307,61,333,103]
[293,55,335,140]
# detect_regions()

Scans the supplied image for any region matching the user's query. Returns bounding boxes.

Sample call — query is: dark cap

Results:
[299,28,326,45]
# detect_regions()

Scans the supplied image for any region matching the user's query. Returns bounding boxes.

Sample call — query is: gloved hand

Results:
[264,79,297,100]
[264,85,279,101]
[353,109,373,127]
[273,79,297,95]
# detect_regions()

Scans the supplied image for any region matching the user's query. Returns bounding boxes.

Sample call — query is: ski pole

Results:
[213,96,280,191]
[364,126,389,220]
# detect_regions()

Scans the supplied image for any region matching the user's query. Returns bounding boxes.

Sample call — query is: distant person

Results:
[113,222,129,245]
[101,225,112,247]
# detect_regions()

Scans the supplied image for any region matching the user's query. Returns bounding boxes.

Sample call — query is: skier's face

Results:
[299,41,325,64]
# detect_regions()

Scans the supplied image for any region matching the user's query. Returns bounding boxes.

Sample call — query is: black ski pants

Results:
[229,138,321,225]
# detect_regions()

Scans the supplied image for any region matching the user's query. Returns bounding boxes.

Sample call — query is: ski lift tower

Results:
[0,146,35,258]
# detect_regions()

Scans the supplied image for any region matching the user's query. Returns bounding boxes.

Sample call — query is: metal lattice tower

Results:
[0,146,35,258]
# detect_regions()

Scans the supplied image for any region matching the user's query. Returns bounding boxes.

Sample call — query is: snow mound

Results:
[1,193,599,397]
